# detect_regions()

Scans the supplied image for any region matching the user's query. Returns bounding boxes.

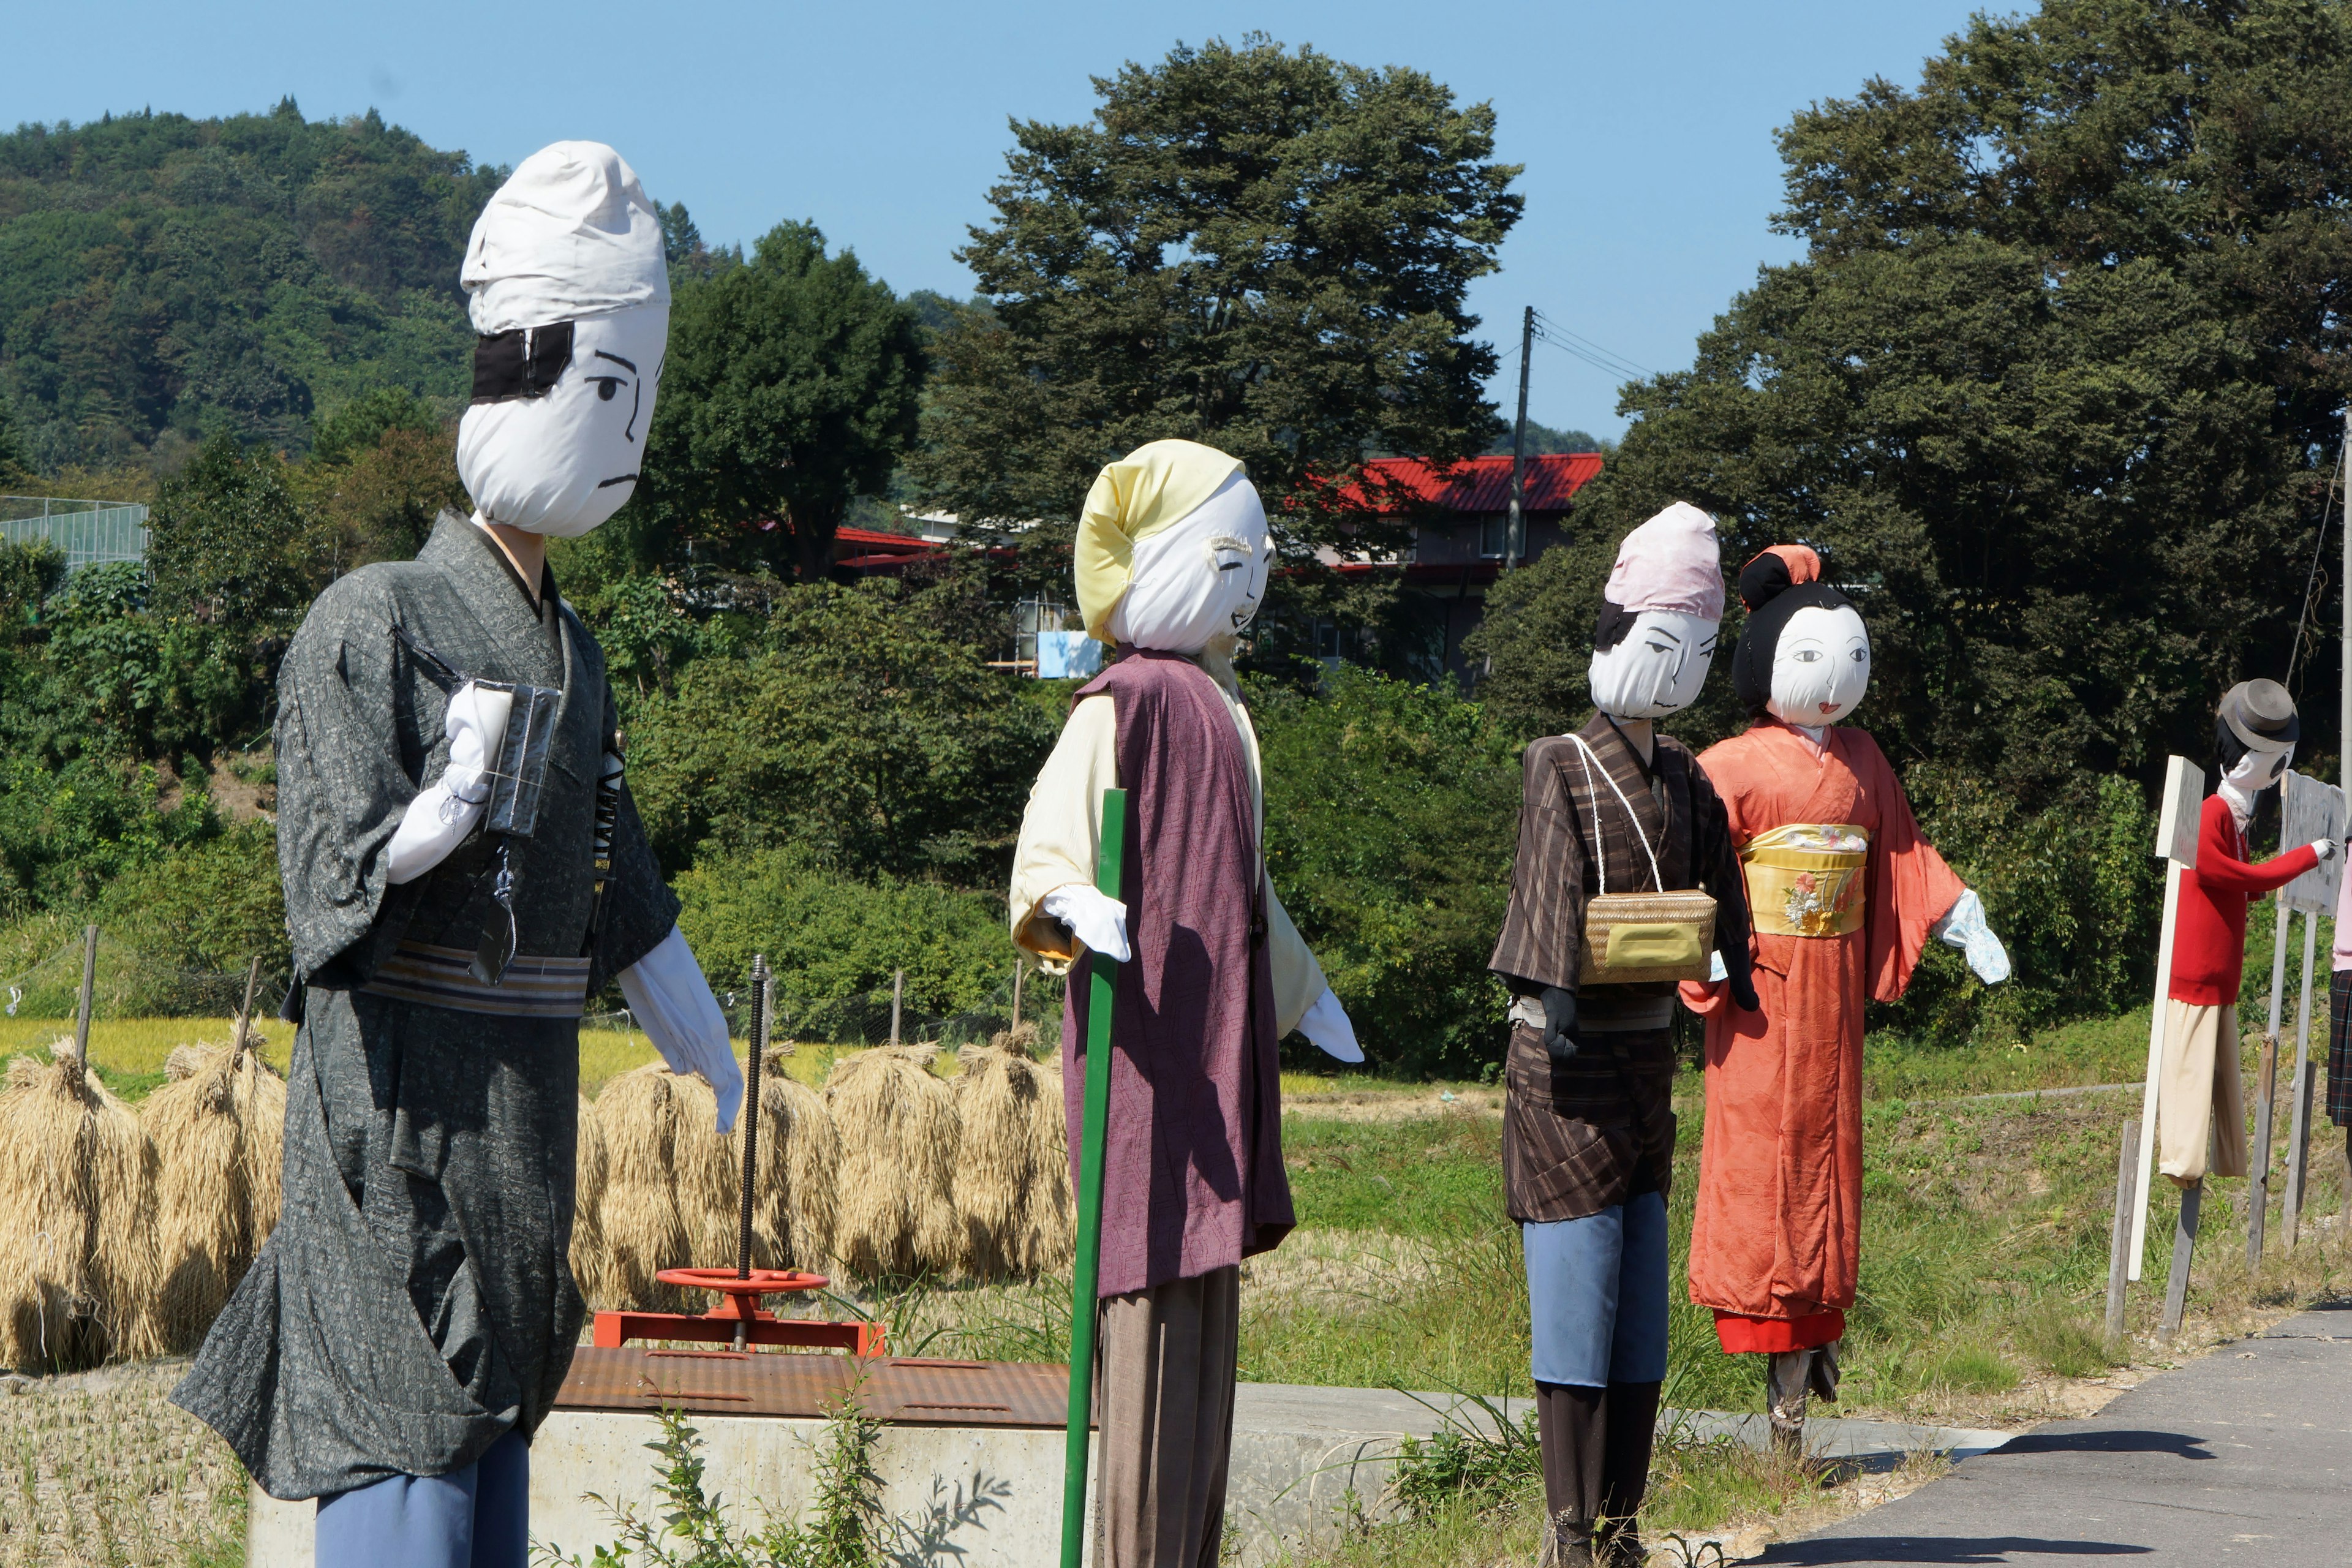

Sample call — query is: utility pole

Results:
[1505,306,1534,570]
[2340,407,2348,837]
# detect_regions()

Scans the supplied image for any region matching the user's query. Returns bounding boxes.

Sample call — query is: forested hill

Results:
[0,100,500,472]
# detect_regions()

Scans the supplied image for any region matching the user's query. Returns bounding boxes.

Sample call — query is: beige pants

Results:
[1096,1265,1240,1568]
[2157,1000,2247,1184]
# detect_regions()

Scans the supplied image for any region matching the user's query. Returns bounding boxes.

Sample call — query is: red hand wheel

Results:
[657,1268,831,1350]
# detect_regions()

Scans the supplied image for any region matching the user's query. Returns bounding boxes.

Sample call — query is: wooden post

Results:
[230,955,262,1066]
[889,968,904,1047]
[2127,756,2203,1282]
[2159,1179,2201,1341]
[2105,1118,2141,1345]
[2251,900,2290,1268]
[1012,958,1026,1028]
[2287,1059,2316,1249]
[72,923,97,1066]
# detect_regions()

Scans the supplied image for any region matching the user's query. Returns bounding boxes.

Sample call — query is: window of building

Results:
[1479,514,1512,559]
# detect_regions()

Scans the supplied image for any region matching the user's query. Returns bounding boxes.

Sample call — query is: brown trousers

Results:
[1095,1264,1241,1568]
[1535,1379,1659,1561]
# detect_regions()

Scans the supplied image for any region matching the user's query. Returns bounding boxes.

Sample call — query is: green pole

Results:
[1060,786,1128,1568]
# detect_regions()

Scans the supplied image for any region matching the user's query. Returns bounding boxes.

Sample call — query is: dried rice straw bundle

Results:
[670,1068,742,1270]
[824,1046,962,1281]
[954,1044,1072,1280]
[144,1042,253,1351]
[747,1043,839,1270]
[592,1064,689,1311]
[0,1047,162,1368]
[570,1093,611,1310]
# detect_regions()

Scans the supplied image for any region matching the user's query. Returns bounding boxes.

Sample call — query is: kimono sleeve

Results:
[1686,754,1755,996]
[1008,695,1117,962]
[593,684,684,990]
[1488,739,1587,993]
[274,580,428,980]
[1858,733,1968,1004]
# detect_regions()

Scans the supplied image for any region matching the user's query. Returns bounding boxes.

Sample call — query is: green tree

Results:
[643,223,926,583]
[1474,0,2352,799]
[910,34,1523,550]
[1254,668,1521,1075]
[625,575,1057,881]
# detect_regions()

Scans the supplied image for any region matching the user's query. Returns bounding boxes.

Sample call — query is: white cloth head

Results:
[457,306,666,536]
[1106,473,1272,653]
[1765,602,1871,726]
[463,141,670,334]
[1588,609,1720,719]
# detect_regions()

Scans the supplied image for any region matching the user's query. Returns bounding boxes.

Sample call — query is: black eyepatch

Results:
[470,321,576,404]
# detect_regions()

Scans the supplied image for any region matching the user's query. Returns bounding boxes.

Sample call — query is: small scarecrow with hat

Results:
[1681,545,2012,1454]
[2162,680,2335,1189]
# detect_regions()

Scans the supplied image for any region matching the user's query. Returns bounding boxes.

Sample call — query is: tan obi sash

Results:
[358,940,592,1019]
[1742,823,1871,938]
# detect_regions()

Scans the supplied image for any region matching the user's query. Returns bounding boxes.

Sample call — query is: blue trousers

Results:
[1521,1189,1670,1387]
[314,1430,528,1568]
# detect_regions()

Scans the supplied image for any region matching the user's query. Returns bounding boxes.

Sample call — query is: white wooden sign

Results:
[2279,769,2343,915]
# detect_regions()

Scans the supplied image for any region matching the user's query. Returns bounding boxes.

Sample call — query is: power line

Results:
[1528,311,1657,383]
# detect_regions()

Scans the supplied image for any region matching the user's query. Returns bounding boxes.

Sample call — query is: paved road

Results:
[1754,1302,2352,1566]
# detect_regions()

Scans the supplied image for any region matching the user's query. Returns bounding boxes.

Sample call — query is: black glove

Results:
[1540,986,1579,1063]
[1730,971,1760,1015]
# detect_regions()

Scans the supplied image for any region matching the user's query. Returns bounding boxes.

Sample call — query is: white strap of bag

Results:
[1567,733,1665,895]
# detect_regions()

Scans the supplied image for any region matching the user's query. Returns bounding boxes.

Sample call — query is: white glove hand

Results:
[1041,883,1131,963]
[385,682,513,885]
[2312,838,2339,862]
[619,925,745,1131]
[1295,986,1364,1063]
[1932,889,2011,984]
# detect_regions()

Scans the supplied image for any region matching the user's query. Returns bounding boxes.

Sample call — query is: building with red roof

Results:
[1320,451,1602,680]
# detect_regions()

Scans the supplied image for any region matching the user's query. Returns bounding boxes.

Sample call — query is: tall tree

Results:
[643,223,925,582]
[910,34,1523,550]
[1474,0,2352,799]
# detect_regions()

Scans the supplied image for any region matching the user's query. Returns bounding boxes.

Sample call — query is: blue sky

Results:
[18,1,1989,440]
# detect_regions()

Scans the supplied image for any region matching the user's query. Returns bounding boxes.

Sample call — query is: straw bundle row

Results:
[825,1045,962,1283]
[0,1047,164,1370]
[144,1040,287,1352]
[748,1044,840,1272]
[954,1039,1072,1281]
[589,1064,690,1314]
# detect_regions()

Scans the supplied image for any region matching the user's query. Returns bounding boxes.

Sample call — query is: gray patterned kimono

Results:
[172,513,677,1501]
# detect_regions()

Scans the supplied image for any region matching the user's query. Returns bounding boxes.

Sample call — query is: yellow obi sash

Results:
[1741,823,1871,938]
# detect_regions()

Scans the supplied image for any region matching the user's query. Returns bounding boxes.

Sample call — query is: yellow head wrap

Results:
[1074,439,1247,642]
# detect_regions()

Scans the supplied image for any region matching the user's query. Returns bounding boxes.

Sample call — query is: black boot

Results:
[1596,1379,1660,1566]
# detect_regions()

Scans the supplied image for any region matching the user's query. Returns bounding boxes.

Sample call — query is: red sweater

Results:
[2168,794,2315,1006]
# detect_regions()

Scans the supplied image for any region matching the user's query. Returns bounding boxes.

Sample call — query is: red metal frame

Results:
[590,1267,888,1357]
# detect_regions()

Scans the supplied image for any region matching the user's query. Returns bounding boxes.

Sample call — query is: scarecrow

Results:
[1488,502,1756,1566]
[173,142,741,1566]
[1681,546,2011,1452]
[2173,682,2329,1184]
[1008,439,1357,1567]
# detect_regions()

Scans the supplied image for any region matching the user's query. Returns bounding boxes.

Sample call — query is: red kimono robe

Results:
[1682,720,1965,1351]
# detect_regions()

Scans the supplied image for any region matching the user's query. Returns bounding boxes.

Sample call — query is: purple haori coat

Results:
[1063,649,1295,1298]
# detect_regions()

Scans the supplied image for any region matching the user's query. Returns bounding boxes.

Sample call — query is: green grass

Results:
[1282,1117,1501,1235]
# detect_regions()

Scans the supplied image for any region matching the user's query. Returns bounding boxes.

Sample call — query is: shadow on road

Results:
[1991,1428,2212,1460]
[1752,1537,2153,1564]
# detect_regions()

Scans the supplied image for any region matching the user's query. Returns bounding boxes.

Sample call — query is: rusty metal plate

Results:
[556,1348,1083,1429]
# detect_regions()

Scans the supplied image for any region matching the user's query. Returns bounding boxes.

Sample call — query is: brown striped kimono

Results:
[1488,712,1751,1221]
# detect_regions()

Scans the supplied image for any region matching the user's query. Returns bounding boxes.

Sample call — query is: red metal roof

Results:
[1334,453,1602,515]
[831,526,940,557]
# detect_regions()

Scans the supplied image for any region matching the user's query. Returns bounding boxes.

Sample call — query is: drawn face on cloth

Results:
[1109,473,1271,652]
[1731,544,1871,727]
[1586,502,1725,720]
[2216,678,2299,800]
[454,140,671,538]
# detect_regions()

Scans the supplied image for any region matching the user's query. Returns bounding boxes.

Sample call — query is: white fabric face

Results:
[1107,473,1271,653]
[2224,743,2293,796]
[1588,609,1720,719]
[1765,603,1871,726]
[457,306,667,537]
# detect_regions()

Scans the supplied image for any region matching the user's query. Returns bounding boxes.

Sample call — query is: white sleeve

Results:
[619,925,745,1131]
[1008,696,1118,961]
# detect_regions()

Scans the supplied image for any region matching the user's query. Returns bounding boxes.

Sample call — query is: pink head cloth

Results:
[1604,502,1725,620]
